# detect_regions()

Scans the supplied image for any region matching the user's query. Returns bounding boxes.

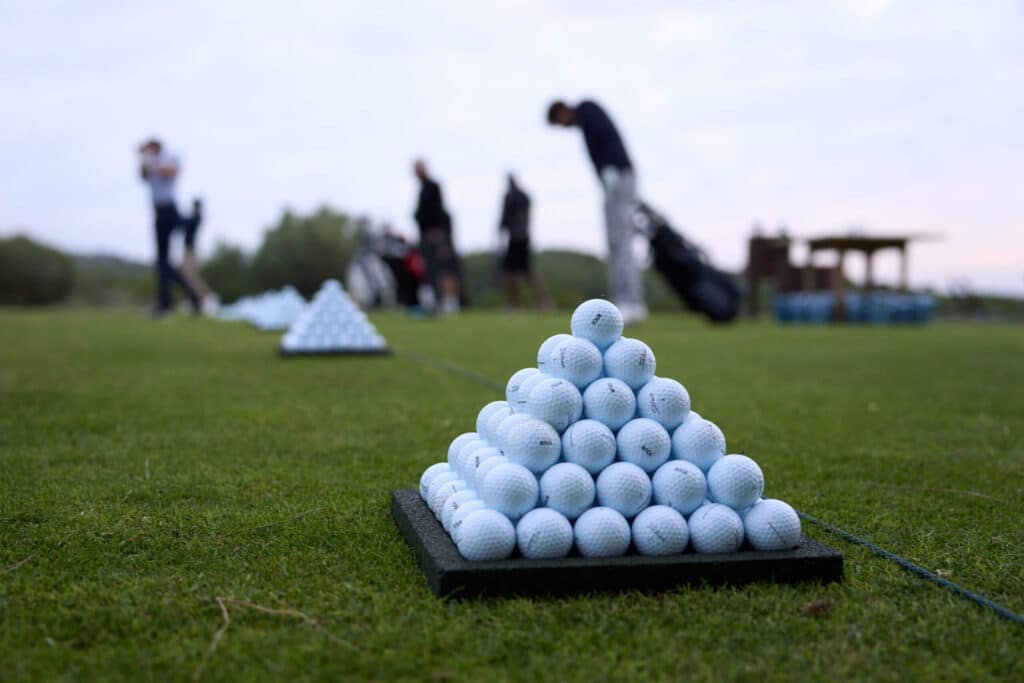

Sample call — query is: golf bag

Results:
[633,202,741,323]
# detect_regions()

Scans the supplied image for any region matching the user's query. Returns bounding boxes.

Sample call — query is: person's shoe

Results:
[440,295,461,315]
[616,301,649,325]
[201,293,221,317]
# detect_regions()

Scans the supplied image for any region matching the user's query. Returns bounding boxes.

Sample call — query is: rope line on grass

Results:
[397,349,505,392]
[404,347,1024,627]
[798,511,1024,627]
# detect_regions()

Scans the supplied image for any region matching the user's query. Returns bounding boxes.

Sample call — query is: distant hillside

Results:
[69,253,151,306]
[72,253,149,275]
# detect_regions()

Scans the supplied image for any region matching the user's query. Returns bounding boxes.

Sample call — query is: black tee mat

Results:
[391,490,843,599]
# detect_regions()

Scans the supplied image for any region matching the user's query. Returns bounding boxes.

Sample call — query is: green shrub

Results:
[0,235,75,306]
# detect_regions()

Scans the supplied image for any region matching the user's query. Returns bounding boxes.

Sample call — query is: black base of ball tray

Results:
[391,489,843,599]
[277,347,391,357]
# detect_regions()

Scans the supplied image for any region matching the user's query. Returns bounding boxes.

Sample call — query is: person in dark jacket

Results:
[413,159,461,314]
[547,99,647,323]
[498,173,551,310]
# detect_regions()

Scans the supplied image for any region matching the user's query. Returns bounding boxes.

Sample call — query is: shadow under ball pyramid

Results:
[279,279,389,356]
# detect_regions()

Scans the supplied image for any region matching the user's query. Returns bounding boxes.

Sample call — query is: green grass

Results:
[1,309,1022,682]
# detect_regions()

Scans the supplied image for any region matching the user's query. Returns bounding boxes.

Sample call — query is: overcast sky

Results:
[3,0,1022,295]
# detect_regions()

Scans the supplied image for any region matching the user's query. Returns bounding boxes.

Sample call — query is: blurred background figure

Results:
[138,137,199,317]
[547,99,646,324]
[180,198,219,315]
[412,159,462,315]
[498,173,552,311]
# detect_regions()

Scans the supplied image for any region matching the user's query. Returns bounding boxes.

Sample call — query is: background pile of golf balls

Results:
[419,299,802,561]
[280,280,388,353]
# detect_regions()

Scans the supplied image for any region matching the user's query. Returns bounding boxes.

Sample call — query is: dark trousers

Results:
[154,203,199,312]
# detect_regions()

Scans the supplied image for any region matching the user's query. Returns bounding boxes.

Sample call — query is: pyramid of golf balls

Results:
[280,279,388,353]
[419,299,802,561]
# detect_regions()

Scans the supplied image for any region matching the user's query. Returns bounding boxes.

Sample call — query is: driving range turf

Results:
[1,309,1022,681]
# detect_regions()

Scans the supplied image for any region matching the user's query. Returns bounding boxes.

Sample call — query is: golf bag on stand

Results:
[633,202,741,323]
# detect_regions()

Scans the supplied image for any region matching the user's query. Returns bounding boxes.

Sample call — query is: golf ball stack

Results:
[417,299,800,561]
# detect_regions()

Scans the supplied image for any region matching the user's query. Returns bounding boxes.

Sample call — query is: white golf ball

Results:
[582,377,636,431]
[429,477,467,516]
[425,471,458,510]
[419,463,450,501]
[743,499,801,551]
[512,372,550,413]
[671,418,726,472]
[616,418,672,473]
[631,505,689,556]
[503,417,561,474]
[526,378,583,432]
[516,508,574,559]
[494,412,531,452]
[574,507,631,558]
[595,462,652,518]
[465,448,503,488]
[485,407,512,445]
[636,377,691,431]
[506,367,540,406]
[603,338,656,390]
[536,333,572,372]
[456,439,490,480]
[447,432,479,469]
[450,499,487,544]
[570,299,624,350]
[457,509,516,561]
[561,419,617,475]
[547,337,603,389]
[476,400,510,443]
[706,454,764,510]
[479,462,539,521]
[651,460,707,515]
[441,489,478,532]
[539,462,595,520]
[688,503,744,553]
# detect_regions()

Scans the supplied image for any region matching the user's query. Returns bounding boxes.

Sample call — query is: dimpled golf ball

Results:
[425,471,458,510]
[506,367,540,406]
[616,418,672,473]
[457,509,516,561]
[526,378,583,432]
[450,499,487,543]
[441,489,478,532]
[671,417,726,472]
[479,462,539,521]
[636,377,691,430]
[539,462,595,520]
[429,478,467,516]
[536,333,572,372]
[494,412,531,452]
[570,299,624,350]
[603,338,656,390]
[485,407,513,445]
[707,454,764,510]
[419,463,450,500]
[503,418,561,473]
[743,499,801,551]
[476,400,510,443]
[467,449,505,488]
[456,439,490,480]
[447,432,479,469]
[582,377,637,431]
[547,337,603,389]
[631,505,689,556]
[688,503,744,553]
[561,419,617,474]
[595,462,652,518]
[516,508,574,559]
[512,372,549,412]
[651,459,707,515]
[574,507,631,557]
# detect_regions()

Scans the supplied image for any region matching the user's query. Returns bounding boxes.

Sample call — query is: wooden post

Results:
[803,250,815,292]
[835,249,847,322]
[865,250,875,292]
[899,245,909,292]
